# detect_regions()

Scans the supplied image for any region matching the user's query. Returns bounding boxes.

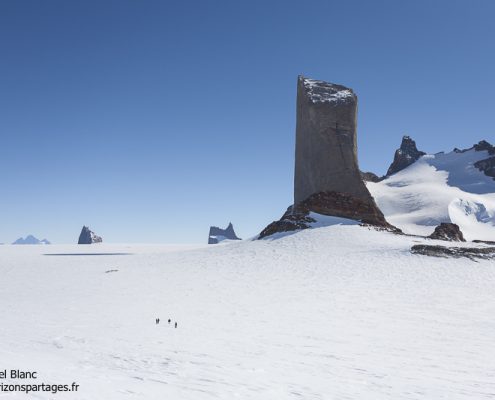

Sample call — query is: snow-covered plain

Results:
[367,148,495,240]
[1,226,494,399]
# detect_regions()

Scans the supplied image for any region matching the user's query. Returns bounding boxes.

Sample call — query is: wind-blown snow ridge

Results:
[368,147,495,240]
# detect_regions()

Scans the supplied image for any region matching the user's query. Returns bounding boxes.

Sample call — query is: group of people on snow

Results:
[156,318,177,328]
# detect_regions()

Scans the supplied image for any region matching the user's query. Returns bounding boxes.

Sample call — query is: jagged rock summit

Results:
[260,76,392,238]
[13,235,50,245]
[208,223,241,244]
[428,223,466,242]
[366,138,494,181]
[386,135,426,176]
[78,226,103,244]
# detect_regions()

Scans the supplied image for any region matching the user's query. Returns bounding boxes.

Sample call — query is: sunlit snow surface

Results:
[368,148,495,240]
[1,228,494,399]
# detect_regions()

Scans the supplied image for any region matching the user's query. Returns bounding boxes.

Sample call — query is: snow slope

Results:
[367,148,495,240]
[1,227,494,399]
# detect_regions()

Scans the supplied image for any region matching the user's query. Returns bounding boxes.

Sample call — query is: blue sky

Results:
[1,0,494,243]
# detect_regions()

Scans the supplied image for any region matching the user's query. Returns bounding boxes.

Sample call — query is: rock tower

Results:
[294,76,371,204]
[259,76,391,238]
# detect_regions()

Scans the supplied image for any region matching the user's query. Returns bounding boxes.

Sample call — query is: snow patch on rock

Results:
[301,77,355,104]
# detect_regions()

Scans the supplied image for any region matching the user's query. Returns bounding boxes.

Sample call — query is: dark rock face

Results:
[473,140,495,154]
[78,226,103,244]
[300,191,389,225]
[259,191,396,239]
[471,140,495,180]
[386,136,425,176]
[474,157,495,179]
[473,239,495,245]
[208,223,241,244]
[411,244,495,260]
[361,171,381,182]
[428,223,465,242]
[294,76,373,204]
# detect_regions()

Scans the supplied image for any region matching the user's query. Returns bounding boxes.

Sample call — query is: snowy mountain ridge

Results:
[367,140,495,241]
[12,235,51,245]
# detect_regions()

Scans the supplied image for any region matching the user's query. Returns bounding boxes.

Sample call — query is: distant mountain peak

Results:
[208,223,241,244]
[473,140,495,154]
[78,226,103,244]
[13,235,51,245]
[386,135,426,176]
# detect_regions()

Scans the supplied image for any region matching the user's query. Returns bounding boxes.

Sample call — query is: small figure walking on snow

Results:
[156,318,160,324]
[168,318,171,324]
[175,322,178,328]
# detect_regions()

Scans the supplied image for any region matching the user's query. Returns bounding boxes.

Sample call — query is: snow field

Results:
[0,226,494,399]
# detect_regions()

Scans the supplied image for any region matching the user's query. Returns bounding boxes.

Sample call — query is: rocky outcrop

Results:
[259,191,397,239]
[428,223,465,242]
[386,136,425,176]
[454,140,495,154]
[473,239,495,245]
[472,140,495,179]
[208,223,241,244]
[78,226,103,244]
[473,140,495,154]
[13,235,50,245]
[411,244,495,260]
[474,157,495,179]
[361,171,381,182]
[259,205,316,239]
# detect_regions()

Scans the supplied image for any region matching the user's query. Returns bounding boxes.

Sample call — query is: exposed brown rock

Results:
[301,191,389,225]
[258,205,316,239]
[428,223,465,242]
[259,191,397,239]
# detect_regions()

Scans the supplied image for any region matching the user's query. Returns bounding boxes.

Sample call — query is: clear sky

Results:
[1,0,494,244]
